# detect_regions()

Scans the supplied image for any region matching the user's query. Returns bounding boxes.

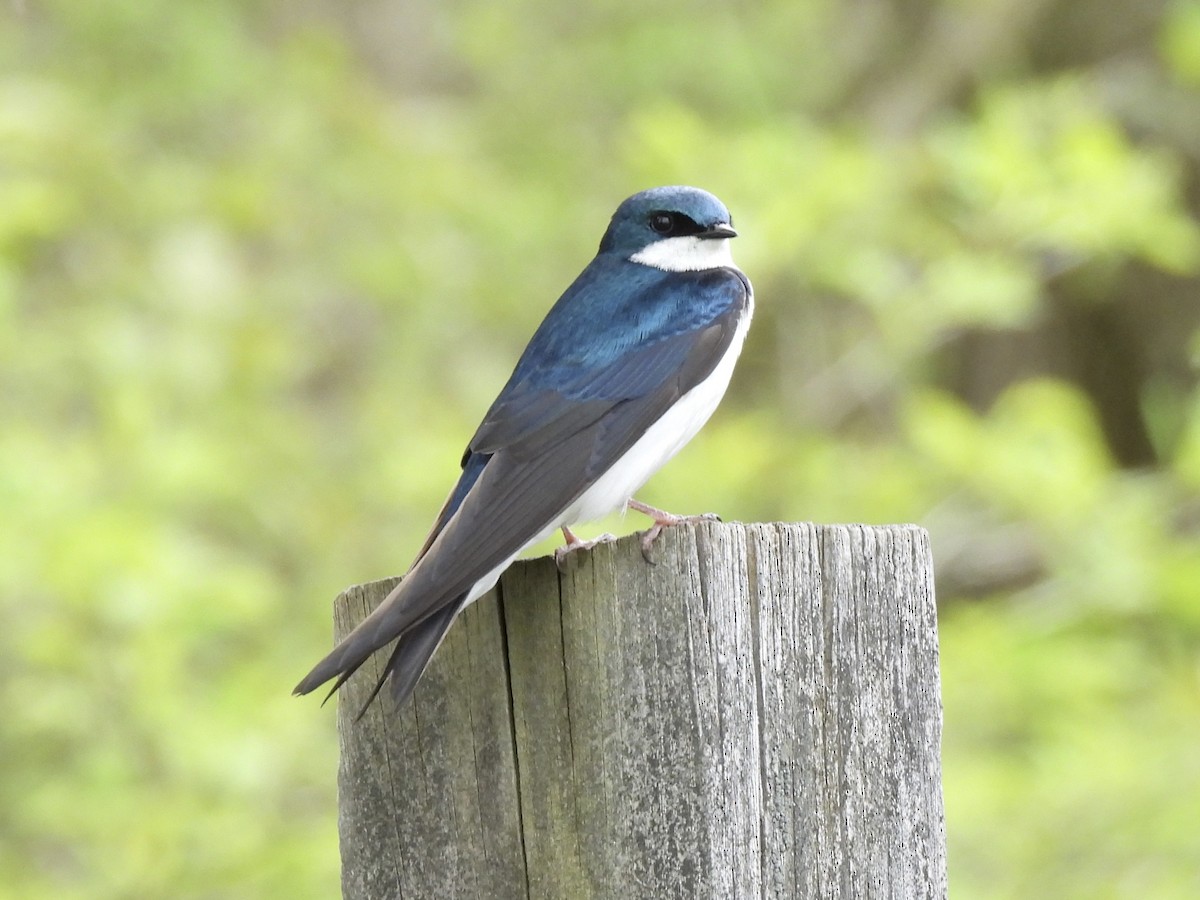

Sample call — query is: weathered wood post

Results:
[334,522,947,899]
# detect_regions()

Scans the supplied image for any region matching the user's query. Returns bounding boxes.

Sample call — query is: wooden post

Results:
[334,522,947,899]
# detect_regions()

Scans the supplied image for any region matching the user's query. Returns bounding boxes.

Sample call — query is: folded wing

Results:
[294,264,750,708]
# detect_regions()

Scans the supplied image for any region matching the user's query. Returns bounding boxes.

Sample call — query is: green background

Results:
[4,0,1199,896]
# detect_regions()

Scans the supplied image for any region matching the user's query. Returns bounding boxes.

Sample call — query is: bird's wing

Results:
[294,265,750,705]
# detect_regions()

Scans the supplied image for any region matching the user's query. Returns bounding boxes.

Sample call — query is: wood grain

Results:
[333,522,946,899]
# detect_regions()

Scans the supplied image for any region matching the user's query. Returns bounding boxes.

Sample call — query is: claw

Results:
[627,499,722,563]
[640,526,663,564]
[555,526,617,572]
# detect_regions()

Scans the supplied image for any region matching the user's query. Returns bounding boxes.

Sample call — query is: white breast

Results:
[559,296,753,525]
[461,289,753,610]
[459,252,752,607]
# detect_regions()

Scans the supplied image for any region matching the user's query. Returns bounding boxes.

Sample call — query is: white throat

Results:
[630,236,735,272]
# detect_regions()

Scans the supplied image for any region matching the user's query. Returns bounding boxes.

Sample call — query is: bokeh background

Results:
[4,0,1200,896]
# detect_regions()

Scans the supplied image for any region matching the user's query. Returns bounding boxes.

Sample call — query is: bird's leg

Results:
[626,498,721,562]
[554,525,617,572]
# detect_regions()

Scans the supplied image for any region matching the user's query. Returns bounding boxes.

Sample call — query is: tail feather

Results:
[292,646,366,700]
[292,575,417,698]
[293,585,467,715]
[373,600,463,716]
[342,601,463,719]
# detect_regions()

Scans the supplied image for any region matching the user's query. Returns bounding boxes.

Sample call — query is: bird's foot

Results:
[627,498,721,563]
[554,526,617,572]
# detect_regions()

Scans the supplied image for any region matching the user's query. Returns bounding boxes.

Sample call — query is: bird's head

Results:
[598,185,738,272]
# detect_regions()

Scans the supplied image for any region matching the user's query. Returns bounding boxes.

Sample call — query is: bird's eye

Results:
[649,212,675,235]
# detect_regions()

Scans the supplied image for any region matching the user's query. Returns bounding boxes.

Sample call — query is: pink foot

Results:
[626,498,721,562]
[554,525,617,571]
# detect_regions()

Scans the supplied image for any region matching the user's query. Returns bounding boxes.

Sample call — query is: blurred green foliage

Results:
[3,0,1199,896]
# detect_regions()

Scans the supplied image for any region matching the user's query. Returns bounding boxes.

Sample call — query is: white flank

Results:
[457,273,753,609]
[559,293,754,525]
[630,234,735,272]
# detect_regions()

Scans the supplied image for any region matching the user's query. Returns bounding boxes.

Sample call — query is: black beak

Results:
[698,222,738,240]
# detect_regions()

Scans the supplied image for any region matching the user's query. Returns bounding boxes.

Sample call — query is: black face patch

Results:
[647,211,705,238]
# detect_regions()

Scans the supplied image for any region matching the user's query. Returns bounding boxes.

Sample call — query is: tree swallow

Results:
[295,185,754,711]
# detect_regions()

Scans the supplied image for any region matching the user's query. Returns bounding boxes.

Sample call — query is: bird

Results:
[294,185,754,713]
